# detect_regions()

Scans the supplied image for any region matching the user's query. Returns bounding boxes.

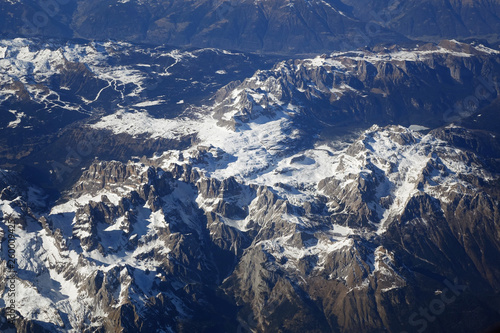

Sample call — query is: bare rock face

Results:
[74,161,151,194]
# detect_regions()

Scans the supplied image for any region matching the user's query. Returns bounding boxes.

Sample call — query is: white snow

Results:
[305,56,346,70]
[133,100,165,107]
[328,42,490,65]
[52,192,121,213]
[90,110,198,139]
[7,110,25,128]
[474,44,500,54]
[259,235,355,274]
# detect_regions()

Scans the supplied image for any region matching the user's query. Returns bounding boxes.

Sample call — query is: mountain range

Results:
[1,0,500,54]
[1,1,500,333]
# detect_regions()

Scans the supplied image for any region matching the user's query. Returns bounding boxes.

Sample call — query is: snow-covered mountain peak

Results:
[318,124,495,234]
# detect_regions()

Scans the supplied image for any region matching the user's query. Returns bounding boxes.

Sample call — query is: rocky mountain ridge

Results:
[1,36,500,332]
[1,122,500,332]
[2,0,500,55]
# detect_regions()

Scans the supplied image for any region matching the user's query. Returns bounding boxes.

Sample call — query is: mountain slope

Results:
[2,0,500,54]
